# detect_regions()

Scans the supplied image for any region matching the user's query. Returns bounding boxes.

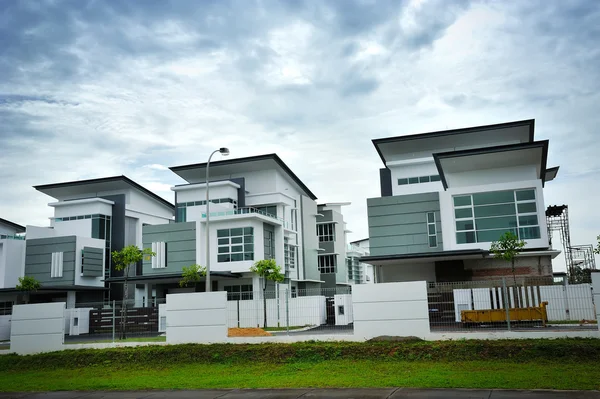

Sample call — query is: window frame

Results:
[318,254,336,274]
[453,189,540,244]
[427,212,437,248]
[217,227,254,263]
[317,223,336,242]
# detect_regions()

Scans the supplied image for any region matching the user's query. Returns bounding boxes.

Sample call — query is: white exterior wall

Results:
[74,236,105,288]
[0,223,21,236]
[439,178,549,251]
[380,262,436,283]
[388,160,442,196]
[51,199,114,219]
[174,181,240,205]
[353,281,430,339]
[334,294,353,325]
[127,190,174,222]
[0,239,26,289]
[24,225,57,239]
[166,291,228,344]
[446,165,538,188]
[53,219,92,237]
[11,302,65,354]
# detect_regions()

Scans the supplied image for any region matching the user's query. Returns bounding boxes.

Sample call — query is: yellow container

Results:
[461,301,548,326]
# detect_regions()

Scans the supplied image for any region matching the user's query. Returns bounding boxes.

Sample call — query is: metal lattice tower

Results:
[546,205,596,277]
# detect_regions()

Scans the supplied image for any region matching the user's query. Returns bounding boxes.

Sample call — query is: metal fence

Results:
[64,298,166,344]
[427,277,597,332]
[227,287,353,336]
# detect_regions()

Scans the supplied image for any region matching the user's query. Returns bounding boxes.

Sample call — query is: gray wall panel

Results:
[25,237,76,286]
[142,222,196,275]
[367,192,443,257]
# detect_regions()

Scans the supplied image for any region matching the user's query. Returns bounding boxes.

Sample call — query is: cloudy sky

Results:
[1,0,599,271]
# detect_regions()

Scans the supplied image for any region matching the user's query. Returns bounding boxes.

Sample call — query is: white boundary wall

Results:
[353,281,430,340]
[0,315,10,341]
[11,302,65,354]
[592,272,600,332]
[166,291,228,344]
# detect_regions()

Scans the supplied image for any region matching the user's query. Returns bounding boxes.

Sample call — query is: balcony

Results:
[202,207,291,229]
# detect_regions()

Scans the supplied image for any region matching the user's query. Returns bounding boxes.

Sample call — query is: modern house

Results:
[362,119,561,283]
[22,176,175,304]
[127,154,352,303]
[346,238,374,284]
[0,219,26,310]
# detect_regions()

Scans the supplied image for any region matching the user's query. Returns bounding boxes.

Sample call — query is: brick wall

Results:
[463,256,553,281]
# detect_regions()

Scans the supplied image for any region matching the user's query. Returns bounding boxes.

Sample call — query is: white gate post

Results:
[591,272,600,332]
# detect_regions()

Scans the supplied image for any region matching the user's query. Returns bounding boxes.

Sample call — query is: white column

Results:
[591,272,600,332]
[66,291,76,309]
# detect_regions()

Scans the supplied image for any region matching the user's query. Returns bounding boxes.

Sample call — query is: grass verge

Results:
[0,339,599,391]
[65,336,166,345]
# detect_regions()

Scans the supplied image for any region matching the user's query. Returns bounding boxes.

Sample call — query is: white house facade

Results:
[363,119,561,283]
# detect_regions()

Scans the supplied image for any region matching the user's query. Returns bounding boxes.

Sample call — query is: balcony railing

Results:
[202,207,291,229]
[0,234,25,240]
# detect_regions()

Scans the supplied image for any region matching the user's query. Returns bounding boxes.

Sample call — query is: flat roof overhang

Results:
[34,175,174,210]
[0,285,108,294]
[105,271,242,284]
[373,119,535,165]
[433,140,550,190]
[169,154,317,200]
[361,248,561,266]
[544,166,560,183]
[0,218,25,233]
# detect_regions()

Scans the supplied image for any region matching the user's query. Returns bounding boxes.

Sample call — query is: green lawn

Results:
[1,339,599,391]
[1,360,598,391]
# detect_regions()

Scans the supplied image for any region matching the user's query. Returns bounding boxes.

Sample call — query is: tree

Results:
[490,231,526,307]
[112,245,155,339]
[179,264,207,288]
[250,259,285,329]
[594,235,600,256]
[15,276,41,304]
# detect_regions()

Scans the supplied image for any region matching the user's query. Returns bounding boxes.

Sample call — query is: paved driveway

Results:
[1,389,599,398]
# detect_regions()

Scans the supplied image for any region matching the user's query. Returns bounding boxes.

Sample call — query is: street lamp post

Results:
[205,147,230,292]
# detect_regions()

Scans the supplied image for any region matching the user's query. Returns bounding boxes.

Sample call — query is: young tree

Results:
[250,259,285,329]
[179,264,207,288]
[15,276,41,304]
[490,231,526,307]
[112,245,155,339]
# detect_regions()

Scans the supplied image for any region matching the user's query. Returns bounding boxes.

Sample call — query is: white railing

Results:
[202,207,291,229]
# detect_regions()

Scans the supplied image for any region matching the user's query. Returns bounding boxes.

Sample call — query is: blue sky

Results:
[1,0,599,271]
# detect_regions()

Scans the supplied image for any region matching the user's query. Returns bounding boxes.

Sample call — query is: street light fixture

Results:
[205,147,230,292]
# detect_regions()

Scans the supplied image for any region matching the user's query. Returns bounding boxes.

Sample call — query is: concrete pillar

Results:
[591,271,600,332]
[66,291,76,309]
[144,283,153,307]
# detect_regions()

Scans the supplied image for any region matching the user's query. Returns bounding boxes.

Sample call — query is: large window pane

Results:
[218,254,230,262]
[475,216,518,230]
[456,220,474,231]
[516,190,535,201]
[217,229,229,238]
[519,227,541,239]
[472,190,514,206]
[398,178,408,185]
[91,218,100,239]
[231,237,243,244]
[427,213,435,223]
[419,176,430,183]
[477,228,517,243]
[517,202,537,213]
[230,228,243,236]
[408,177,419,184]
[455,208,473,219]
[454,196,472,207]
[456,231,476,244]
[474,203,516,218]
[519,215,538,226]
[430,175,441,182]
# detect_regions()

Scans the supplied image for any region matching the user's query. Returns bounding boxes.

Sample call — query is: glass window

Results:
[427,213,435,223]
[519,215,538,226]
[472,190,515,206]
[475,216,518,230]
[454,196,472,207]
[456,220,474,231]
[408,177,419,184]
[455,208,473,219]
[398,178,409,185]
[419,176,430,183]
[519,226,541,239]
[517,202,537,213]
[477,228,517,243]
[429,236,437,247]
[456,231,476,244]
[317,223,335,242]
[318,255,336,274]
[430,175,441,182]
[428,224,436,235]
[473,203,516,218]
[217,227,254,262]
[516,190,536,201]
